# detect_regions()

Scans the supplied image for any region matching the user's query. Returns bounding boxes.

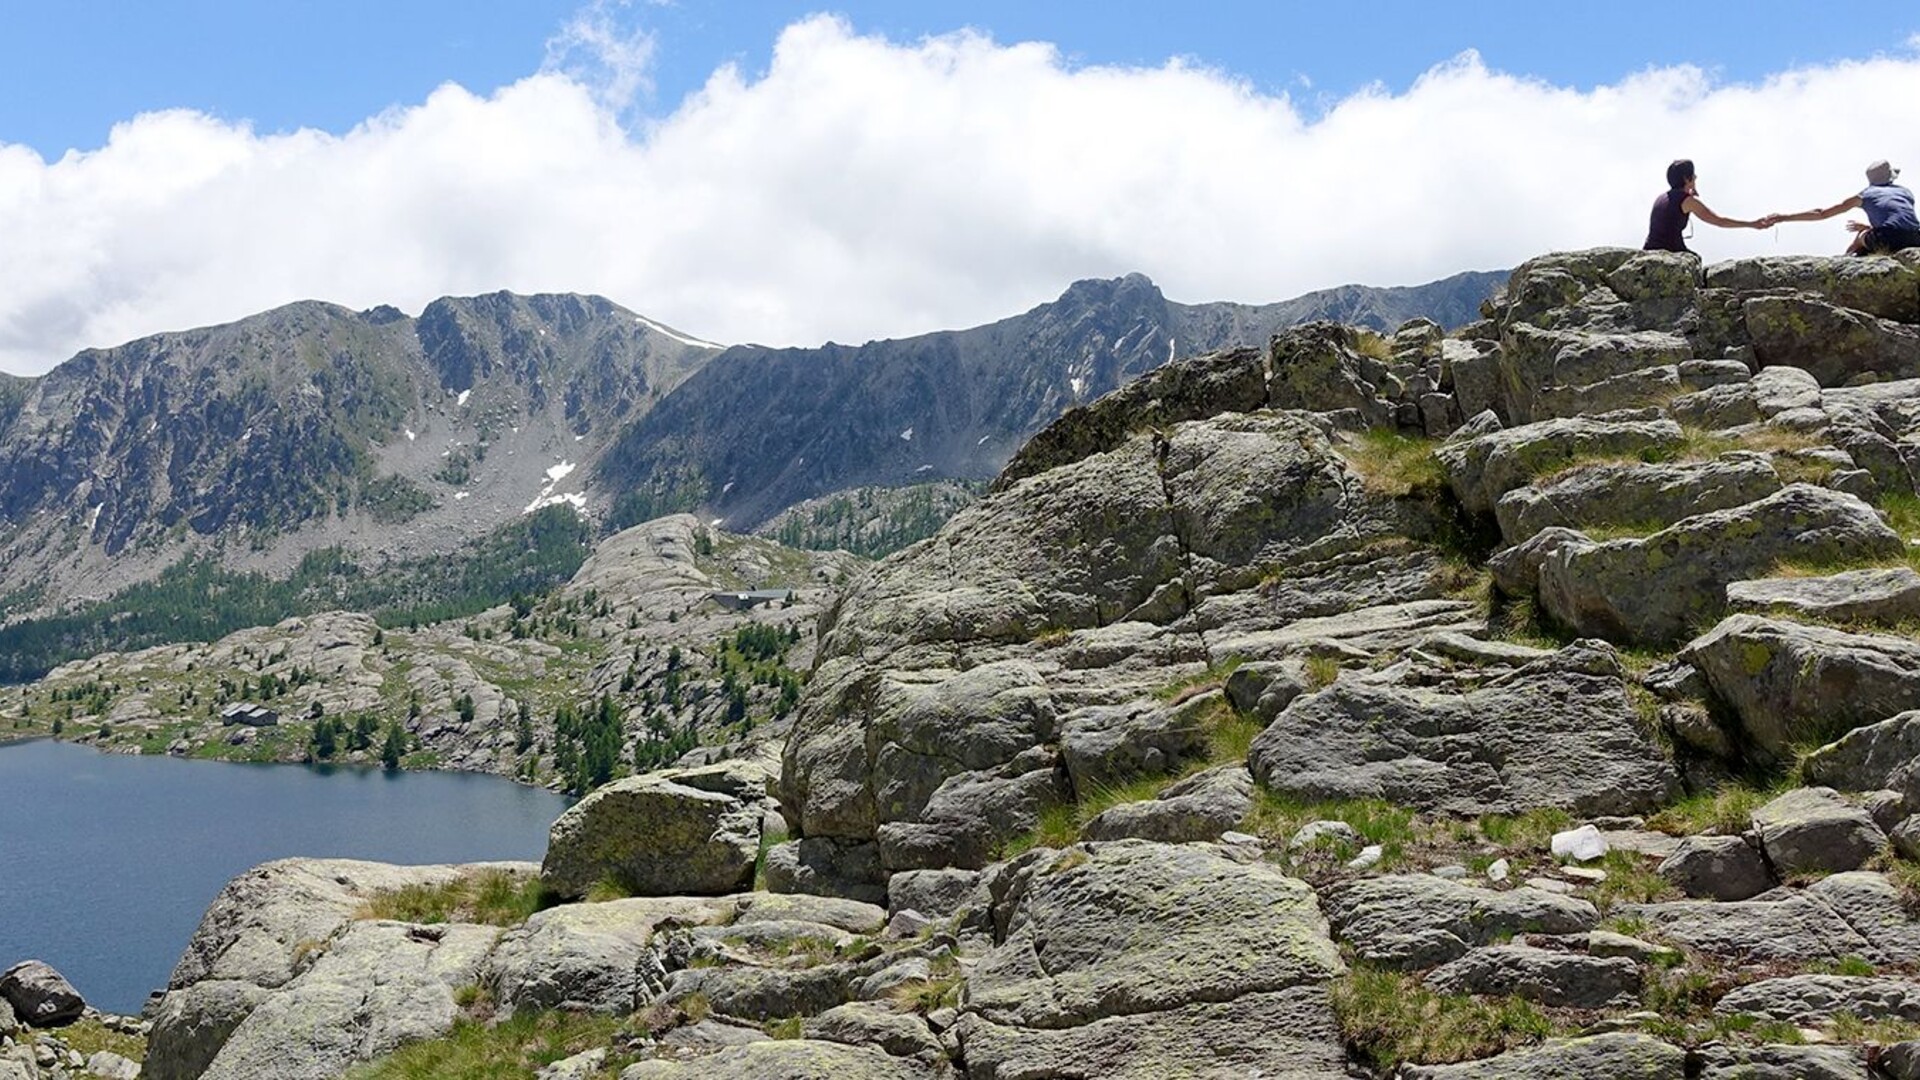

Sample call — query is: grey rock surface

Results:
[952,986,1349,1080]
[1726,566,1920,624]
[1693,1042,1870,1080]
[1397,1032,1686,1079]
[1805,710,1920,804]
[198,920,497,1080]
[1536,485,1901,646]
[1493,454,1780,546]
[1436,416,1684,515]
[804,1002,944,1061]
[1079,764,1254,843]
[1627,872,1920,965]
[1751,787,1887,877]
[761,838,887,906]
[541,772,763,898]
[488,896,731,1014]
[1656,834,1774,901]
[1247,641,1677,815]
[0,961,83,1028]
[1423,945,1639,1008]
[618,1039,954,1079]
[1684,616,1920,757]
[1322,874,1597,969]
[1716,974,1920,1024]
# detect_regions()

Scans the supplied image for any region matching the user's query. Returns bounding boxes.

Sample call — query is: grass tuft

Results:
[1332,966,1561,1070]
[355,869,551,927]
[345,1011,624,1079]
[1342,431,1446,499]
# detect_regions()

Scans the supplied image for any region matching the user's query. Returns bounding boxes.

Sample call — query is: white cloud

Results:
[3,16,1920,376]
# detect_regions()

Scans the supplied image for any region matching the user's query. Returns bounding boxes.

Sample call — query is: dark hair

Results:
[1666,159,1696,190]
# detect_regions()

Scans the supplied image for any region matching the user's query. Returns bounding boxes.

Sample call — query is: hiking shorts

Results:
[1863,226,1920,254]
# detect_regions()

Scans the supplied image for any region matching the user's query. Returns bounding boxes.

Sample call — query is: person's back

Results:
[1645,188,1691,252]
[1860,182,1919,232]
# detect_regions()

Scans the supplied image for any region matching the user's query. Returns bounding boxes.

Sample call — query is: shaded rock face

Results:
[0,961,84,1028]
[1247,641,1678,816]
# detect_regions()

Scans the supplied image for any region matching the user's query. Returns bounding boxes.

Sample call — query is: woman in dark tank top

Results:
[1646,160,1771,252]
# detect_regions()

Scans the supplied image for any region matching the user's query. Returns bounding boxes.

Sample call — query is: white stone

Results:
[1486,858,1511,882]
[1550,824,1610,862]
[1346,844,1384,870]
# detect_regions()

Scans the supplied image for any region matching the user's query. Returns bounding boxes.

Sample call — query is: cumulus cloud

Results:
[2,16,1919,375]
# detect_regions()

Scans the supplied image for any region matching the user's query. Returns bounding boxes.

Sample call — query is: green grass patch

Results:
[1589,849,1677,911]
[1242,789,1416,868]
[1332,966,1561,1070]
[345,1011,626,1079]
[49,1018,146,1062]
[356,870,552,927]
[1646,778,1789,836]
[1152,656,1243,704]
[1341,431,1446,499]
[1475,808,1572,852]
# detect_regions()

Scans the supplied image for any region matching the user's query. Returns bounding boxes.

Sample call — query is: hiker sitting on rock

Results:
[1768,160,1920,255]
[1644,159,1771,254]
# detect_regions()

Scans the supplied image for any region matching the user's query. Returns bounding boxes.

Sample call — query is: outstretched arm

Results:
[1682,196,1764,229]
[1770,195,1862,223]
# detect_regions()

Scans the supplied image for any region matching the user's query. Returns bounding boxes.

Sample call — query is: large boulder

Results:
[1706,254,1920,322]
[0,961,83,1028]
[1266,321,1397,425]
[1079,765,1254,843]
[1745,294,1920,385]
[1655,834,1774,901]
[162,858,531,992]
[487,896,731,1014]
[198,920,497,1080]
[1537,485,1902,646]
[760,838,887,906]
[1693,1043,1872,1080]
[618,1040,954,1079]
[952,988,1345,1080]
[144,981,271,1080]
[1321,874,1597,970]
[1682,616,1920,757]
[541,772,763,899]
[1494,454,1780,546]
[1499,324,1690,423]
[1398,1032,1685,1079]
[1437,416,1685,516]
[1246,641,1677,816]
[952,841,1348,1077]
[1804,710,1920,804]
[1750,787,1887,877]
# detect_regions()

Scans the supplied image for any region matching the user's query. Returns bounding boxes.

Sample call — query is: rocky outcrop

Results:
[1321,875,1597,969]
[1535,485,1901,645]
[0,962,83,1028]
[541,762,769,899]
[1398,1032,1686,1079]
[1247,641,1677,815]
[952,841,1349,1078]
[1681,615,1920,756]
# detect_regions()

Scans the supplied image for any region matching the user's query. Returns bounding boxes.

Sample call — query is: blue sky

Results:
[4,1,1910,158]
[3,2,1920,374]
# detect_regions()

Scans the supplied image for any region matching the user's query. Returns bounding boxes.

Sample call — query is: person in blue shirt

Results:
[1770,160,1920,255]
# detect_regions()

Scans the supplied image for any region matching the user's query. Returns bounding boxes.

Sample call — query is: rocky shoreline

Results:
[14,246,1920,1076]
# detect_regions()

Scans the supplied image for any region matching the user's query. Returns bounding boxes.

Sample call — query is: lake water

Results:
[0,739,573,1014]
